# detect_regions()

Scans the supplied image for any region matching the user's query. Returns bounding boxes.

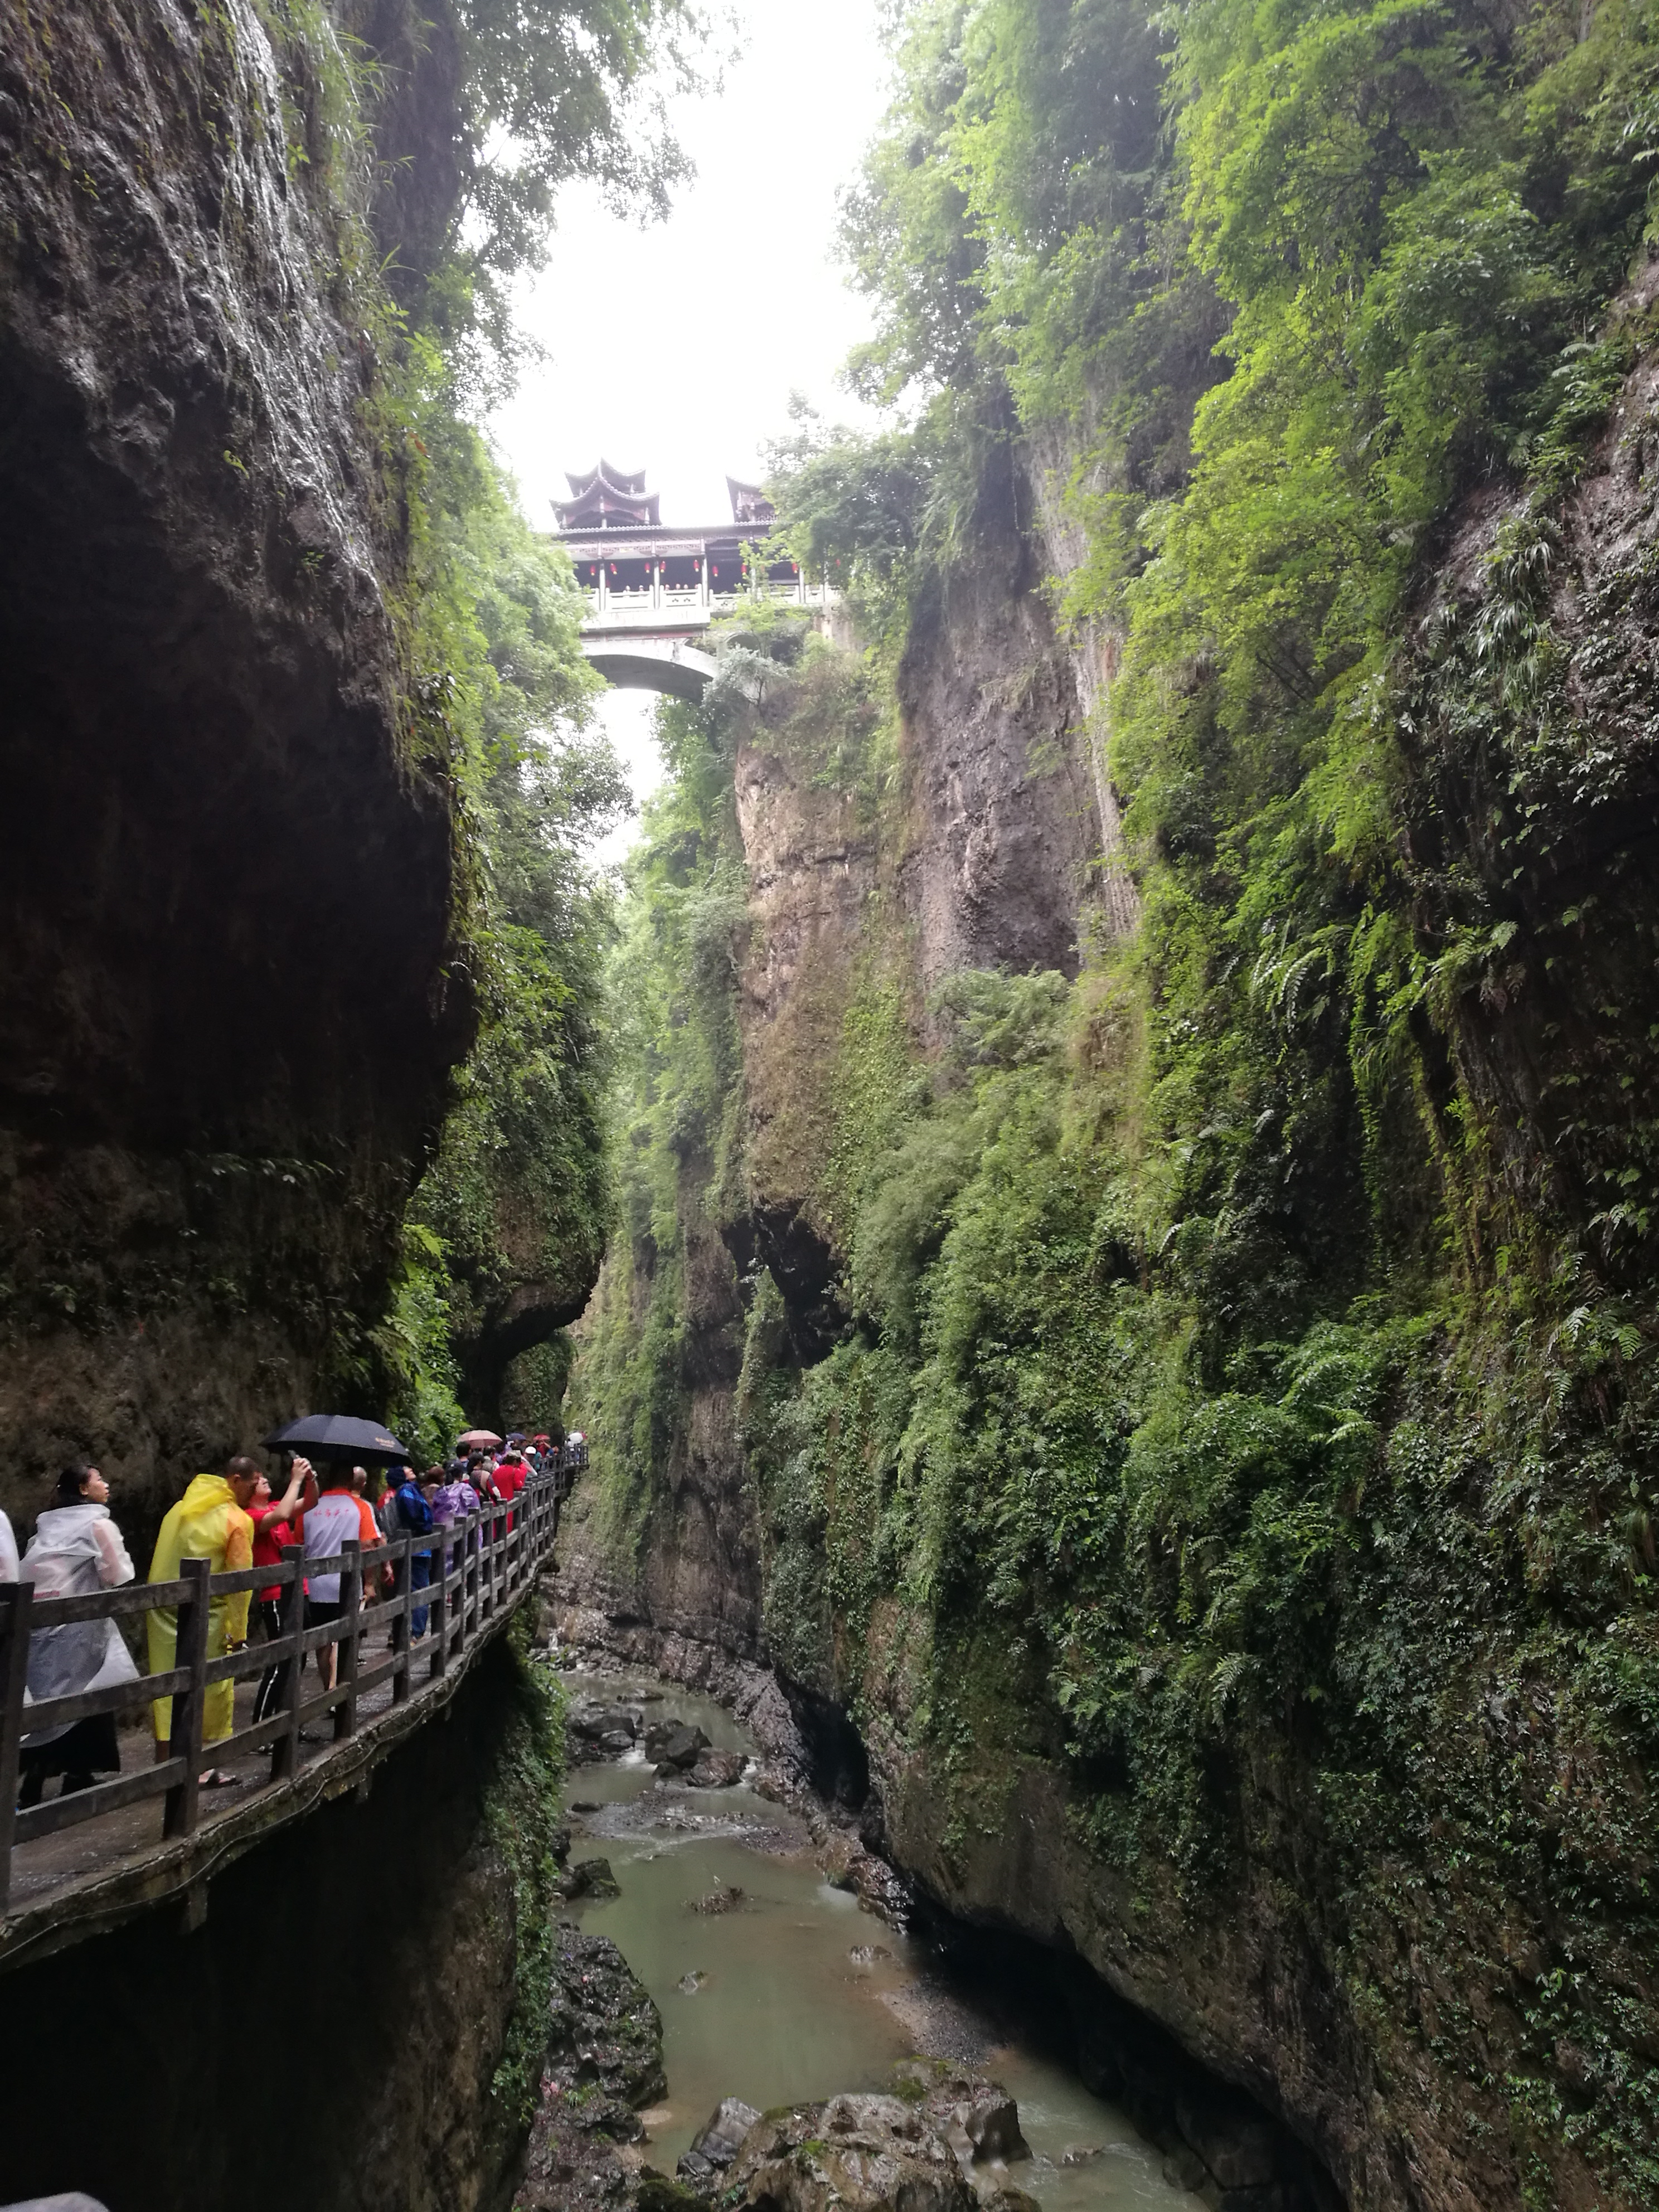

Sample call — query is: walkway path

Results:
[0,1472,566,1970]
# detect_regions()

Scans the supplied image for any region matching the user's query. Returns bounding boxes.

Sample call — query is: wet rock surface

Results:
[682,2068,1044,2212]
[675,2095,761,2183]
[0,0,471,1529]
[560,1857,623,1901]
[722,2092,974,2212]
[661,2063,1299,2212]
[649,1721,710,1770]
[566,1695,743,1791]
[517,1928,668,2212]
[684,1749,745,1788]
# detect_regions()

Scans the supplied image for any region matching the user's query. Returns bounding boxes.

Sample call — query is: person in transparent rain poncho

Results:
[18,1462,137,1804]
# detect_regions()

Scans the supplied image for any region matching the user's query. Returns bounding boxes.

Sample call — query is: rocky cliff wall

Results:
[894,497,1109,990]
[0,0,469,1536]
[562,497,1108,1662]
[560,311,1659,2212]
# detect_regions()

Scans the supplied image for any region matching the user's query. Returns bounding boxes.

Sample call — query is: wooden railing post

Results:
[0,1580,35,1914]
[390,1535,411,1705]
[428,1526,448,1683]
[462,1508,478,1646]
[273,1546,306,1782]
[164,1557,212,1839]
[336,1539,361,1741]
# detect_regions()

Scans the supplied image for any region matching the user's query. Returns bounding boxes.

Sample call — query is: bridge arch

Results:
[581,635,716,701]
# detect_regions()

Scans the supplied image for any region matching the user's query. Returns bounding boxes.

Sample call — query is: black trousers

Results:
[18,1713,120,1804]
[252,1597,287,1724]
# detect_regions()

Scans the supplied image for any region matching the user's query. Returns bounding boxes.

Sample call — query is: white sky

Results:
[489,0,894,865]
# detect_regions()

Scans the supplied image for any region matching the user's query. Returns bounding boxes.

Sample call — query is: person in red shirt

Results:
[250,1456,316,1724]
[493,1445,528,1530]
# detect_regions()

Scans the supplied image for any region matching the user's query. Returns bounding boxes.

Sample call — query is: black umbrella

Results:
[262,1414,411,1463]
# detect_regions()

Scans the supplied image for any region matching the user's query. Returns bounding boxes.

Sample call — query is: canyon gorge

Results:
[3,2,1659,2211]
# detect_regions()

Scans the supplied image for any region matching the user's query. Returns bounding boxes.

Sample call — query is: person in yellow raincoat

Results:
[147,1455,263,1780]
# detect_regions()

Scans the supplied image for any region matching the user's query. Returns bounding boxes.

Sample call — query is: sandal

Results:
[198,1768,242,1788]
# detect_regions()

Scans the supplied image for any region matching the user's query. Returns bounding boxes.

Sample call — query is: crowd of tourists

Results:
[0,1430,565,1805]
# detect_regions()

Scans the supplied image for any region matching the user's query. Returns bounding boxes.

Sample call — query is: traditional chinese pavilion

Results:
[552,463,809,619]
[551,463,832,697]
[553,460,661,532]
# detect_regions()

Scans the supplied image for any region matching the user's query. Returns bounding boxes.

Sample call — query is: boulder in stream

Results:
[559,1856,622,1900]
[685,1750,746,1787]
[518,1929,668,2212]
[689,1882,744,1914]
[955,2093,1030,2165]
[646,1720,711,1769]
[676,2095,762,2181]
[886,2065,1031,2181]
[720,2093,974,2212]
[572,1704,641,1742]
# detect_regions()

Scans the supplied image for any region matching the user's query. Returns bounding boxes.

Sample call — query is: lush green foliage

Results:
[366,411,624,1457]
[273,0,704,1450]
[343,0,716,396]
[567,683,749,1551]
[486,1613,571,2125]
[594,0,1659,2198]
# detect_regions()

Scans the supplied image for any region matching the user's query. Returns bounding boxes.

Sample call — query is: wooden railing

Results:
[0,1463,578,1914]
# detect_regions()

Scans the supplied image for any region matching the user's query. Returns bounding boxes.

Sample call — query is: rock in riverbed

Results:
[676,2095,762,2181]
[721,2092,973,2212]
[559,1856,622,1900]
[690,1883,744,1914]
[517,1929,668,2212]
[647,1720,711,1769]
[685,1749,746,1787]
[571,1704,641,1740]
[666,2071,1035,2212]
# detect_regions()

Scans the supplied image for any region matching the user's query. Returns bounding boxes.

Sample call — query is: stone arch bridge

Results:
[552,461,833,701]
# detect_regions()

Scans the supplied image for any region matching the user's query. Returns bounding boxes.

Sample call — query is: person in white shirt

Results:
[295,1462,382,1690]
[18,1463,137,1803]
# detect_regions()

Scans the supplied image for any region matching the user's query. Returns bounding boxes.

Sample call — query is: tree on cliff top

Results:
[357,0,719,394]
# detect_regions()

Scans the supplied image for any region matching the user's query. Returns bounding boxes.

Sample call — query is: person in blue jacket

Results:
[390,1465,436,1639]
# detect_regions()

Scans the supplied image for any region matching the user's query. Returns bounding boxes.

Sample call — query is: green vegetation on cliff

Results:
[572,670,750,1558]
[259,0,711,1449]
[574,1,1659,2201]
[368,411,625,1452]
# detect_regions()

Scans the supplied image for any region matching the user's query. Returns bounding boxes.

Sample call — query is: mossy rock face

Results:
[519,1928,670,2210]
[720,2093,974,2212]
[560,1855,622,1900]
[557,42,1659,2204]
[636,2172,707,2212]
[0,0,475,1546]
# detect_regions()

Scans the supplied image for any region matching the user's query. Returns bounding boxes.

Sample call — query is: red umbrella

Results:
[457,1428,503,1449]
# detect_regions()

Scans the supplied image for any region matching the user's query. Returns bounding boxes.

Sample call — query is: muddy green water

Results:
[557,1668,1188,2212]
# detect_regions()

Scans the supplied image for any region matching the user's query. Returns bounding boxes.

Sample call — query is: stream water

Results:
[556,1667,1189,2212]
